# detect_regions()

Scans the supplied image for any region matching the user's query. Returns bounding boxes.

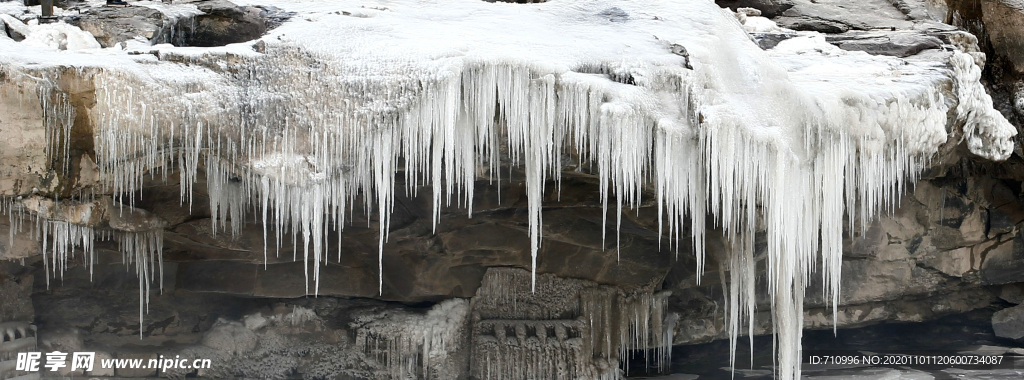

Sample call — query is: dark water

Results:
[626,308,1024,379]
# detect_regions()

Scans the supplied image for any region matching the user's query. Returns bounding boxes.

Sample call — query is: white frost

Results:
[950,52,1017,160]
[0,15,100,51]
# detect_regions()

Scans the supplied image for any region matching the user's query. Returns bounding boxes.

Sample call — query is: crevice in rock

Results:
[573,63,638,86]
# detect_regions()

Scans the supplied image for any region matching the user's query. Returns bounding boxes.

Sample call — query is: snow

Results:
[950,52,1018,160]
[742,15,788,33]
[0,0,1018,378]
[0,15,100,51]
[21,21,101,51]
[132,0,203,19]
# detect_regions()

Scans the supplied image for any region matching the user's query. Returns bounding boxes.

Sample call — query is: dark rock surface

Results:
[0,262,33,322]
[63,0,280,48]
[751,32,796,49]
[981,0,1024,74]
[826,31,943,57]
[993,304,1024,339]
[1,16,26,42]
[67,5,168,48]
[716,0,796,18]
[189,0,267,47]
[773,0,913,32]
[980,232,1024,285]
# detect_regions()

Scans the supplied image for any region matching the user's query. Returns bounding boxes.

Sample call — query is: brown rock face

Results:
[70,6,168,48]
[0,262,33,322]
[981,0,1024,74]
[189,0,267,47]
[162,172,672,302]
[0,70,50,196]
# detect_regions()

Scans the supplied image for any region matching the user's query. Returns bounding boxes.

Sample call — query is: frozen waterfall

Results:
[0,0,1017,378]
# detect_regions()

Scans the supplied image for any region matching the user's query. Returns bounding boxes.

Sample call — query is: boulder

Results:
[88,352,114,377]
[0,15,26,42]
[38,327,84,353]
[190,0,267,47]
[828,32,943,57]
[992,304,1024,340]
[68,6,167,48]
[777,16,851,33]
[774,0,914,33]
[751,32,796,49]
[889,0,949,21]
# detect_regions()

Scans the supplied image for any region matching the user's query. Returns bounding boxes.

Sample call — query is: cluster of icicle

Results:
[4,198,165,338]
[472,268,596,380]
[475,319,594,380]
[1,67,168,338]
[10,205,165,338]
[473,264,589,320]
[14,37,994,379]
[474,267,674,379]
[88,47,679,296]
[355,299,468,379]
[579,288,675,376]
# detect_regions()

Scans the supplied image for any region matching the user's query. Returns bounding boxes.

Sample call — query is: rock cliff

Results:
[2,0,1024,379]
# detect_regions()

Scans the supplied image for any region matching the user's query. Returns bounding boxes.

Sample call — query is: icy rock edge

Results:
[0,0,1018,379]
[951,52,1017,161]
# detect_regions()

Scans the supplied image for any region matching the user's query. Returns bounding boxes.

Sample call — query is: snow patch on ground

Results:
[132,0,204,19]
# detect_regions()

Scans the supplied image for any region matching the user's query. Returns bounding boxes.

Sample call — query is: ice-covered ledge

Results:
[0,0,1017,378]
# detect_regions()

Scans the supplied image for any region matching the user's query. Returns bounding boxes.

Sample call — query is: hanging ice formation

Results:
[471,267,674,380]
[3,65,169,337]
[355,299,470,379]
[0,0,1018,378]
[7,192,167,338]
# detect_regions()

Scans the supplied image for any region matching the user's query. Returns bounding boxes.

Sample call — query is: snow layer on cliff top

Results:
[0,0,961,144]
[0,0,985,155]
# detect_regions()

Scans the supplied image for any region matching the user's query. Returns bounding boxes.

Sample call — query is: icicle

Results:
[355,299,469,379]
[39,220,96,285]
[114,230,165,338]
[10,6,999,377]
